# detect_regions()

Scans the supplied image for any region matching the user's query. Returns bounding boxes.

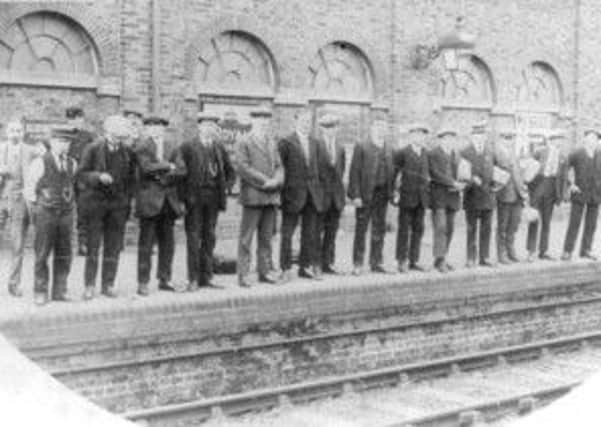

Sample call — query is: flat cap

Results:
[547,129,568,139]
[318,113,340,127]
[583,126,600,136]
[65,107,84,119]
[197,112,221,124]
[471,121,488,134]
[497,126,517,137]
[143,115,169,126]
[406,122,431,133]
[50,126,77,142]
[122,109,143,119]
[249,106,273,118]
[437,126,459,138]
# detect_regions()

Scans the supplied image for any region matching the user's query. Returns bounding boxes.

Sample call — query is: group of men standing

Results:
[2,104,601,305]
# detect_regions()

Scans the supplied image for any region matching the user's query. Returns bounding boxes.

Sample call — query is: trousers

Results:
[563,202,599,255]
[237,205,277,279]
[352,185,388,268]
[137,202,176,285]
[318,200,342,269]
[7,195,31,288]
[280,194,319,271]
[431,207,456,260]
[396,205,425,265]
[184,189,219,284]
[497,201,522,258]
[465,208,492,262]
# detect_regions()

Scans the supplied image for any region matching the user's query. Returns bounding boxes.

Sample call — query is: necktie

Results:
[329,139,336,165]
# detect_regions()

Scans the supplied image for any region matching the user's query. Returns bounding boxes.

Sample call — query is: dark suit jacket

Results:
[461,143,495,211]
[565,147,601,205]
[348,141,395,205]
[68,129,96,162]
[235,134,284,207]
[134,137,186,218]
[318,136,346,211]
[77,139,136,210]
[428,146,460,210]
[179,137,234,211]
[394,144,430,209]
[494,146,528,204]
[278,132,324,214]
[528,146,564,206]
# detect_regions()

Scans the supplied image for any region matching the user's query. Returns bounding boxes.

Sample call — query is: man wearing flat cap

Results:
[461,122,496,268]
[123,109,144,147]
[180,112,234,291]
[494,127,529,264]
[429,126,465,273]
[316,113,346,274]
[134,115,186,296]
[279,108,325,281]
[348,119,395,275]
[525,129,565,262]
[235,107,283,287]
[24,127,78,305]
[561,127,601,261]
[65,106,96,256]
[394,122,430,273]
[78,115,137,299]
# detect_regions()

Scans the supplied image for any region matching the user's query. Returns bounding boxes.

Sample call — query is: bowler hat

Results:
[65,107,84,119]
[143,115,169,126]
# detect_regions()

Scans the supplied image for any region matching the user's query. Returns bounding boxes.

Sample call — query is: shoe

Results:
[322,265,339,275]
[527,252,536,263]
[158,281,177,292]
[313,267,324,281]
[258,273,277,284]
[352,266,363,276]
[102,287,118,298]
[581,252,598,261]
[34,293,48,306]
[8,284,23,297]
[238,278,252,288]
[397,260,409,273]
[83,286,95,300]
[298,268,315,279]
[561,252,572,261]
[409,263,426,272]
[187,280,200,292]
[77,243,87,257]
[435,262,448,273]
[479,259,495,267]
[498,255,512,265]
[52,293,72,302]
[466,260,476,269]
[201,281,224,289]
[507,252,521,263]
[280,269,293,283]
[539,253,556,261]
[445,262,455,271]
[371,265,388,274]
[137,283,149,296]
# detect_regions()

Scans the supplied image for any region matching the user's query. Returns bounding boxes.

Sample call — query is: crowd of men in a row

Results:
[1,105,600,305]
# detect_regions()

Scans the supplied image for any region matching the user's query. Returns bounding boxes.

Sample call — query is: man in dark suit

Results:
[235,107,283,288]
[461,123,496,268]
[78,115,137,299]
[394,122,430,273]
[65,107,96,256]
[526,129,565,261]
[348,119,395,275]
[316,113,346,274]
[180,113,234,290]
[561,127,601,260]
[494,127,528,264]
[278,108,325,282]
[429,127,465,273]
[134,115,186,296]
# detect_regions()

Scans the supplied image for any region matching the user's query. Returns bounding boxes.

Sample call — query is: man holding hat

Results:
[180,112,234,291]
[78,115,137,299]
[429,126,465,273]
[561,126,601,261]
[235,107,283,287]
[394,122,430,273]
[24,126,77,305]
[65,106,95,256]
[494,126,529,264]
[316,113,346,274]
[348,119,395,275]
[461,121,496,268]
[134,115,186,296]
[526,129,565,261]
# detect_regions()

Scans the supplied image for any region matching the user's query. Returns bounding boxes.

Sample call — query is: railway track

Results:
[122,330,601,426]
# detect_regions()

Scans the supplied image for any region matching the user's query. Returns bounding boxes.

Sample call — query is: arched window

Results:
[517,62,562,111]
[308,42,374,101]
[0,12,98,76]
[441,55,495,107]
[194,31,276,97]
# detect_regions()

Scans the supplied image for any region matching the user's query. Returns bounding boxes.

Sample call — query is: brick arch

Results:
[301,27,389,100]
[0,3,119,75]
[516,59,565,109]
[185,14,285,90]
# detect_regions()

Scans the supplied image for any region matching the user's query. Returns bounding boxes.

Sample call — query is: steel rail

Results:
[46,293,601,377]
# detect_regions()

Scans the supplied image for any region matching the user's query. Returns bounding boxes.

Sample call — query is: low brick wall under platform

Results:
[2,261,601,414]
